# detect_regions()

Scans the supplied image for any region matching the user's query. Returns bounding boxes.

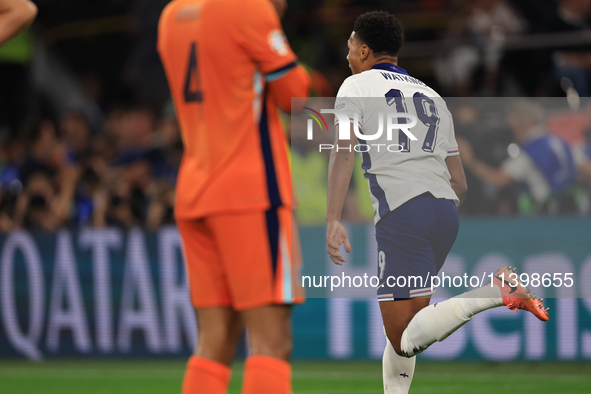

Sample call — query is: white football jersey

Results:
[334,63,459,224]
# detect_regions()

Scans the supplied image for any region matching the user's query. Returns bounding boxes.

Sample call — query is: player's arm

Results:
[238,0,310,110]
[326,123,355,265]
[267,64,310,112]
[0,0,36,46]
[445,155,468,207]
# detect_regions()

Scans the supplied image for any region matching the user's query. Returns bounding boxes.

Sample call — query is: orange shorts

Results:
[177,207,304,311]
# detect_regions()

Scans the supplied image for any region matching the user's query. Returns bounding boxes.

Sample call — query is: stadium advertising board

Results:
[1,222,590,361]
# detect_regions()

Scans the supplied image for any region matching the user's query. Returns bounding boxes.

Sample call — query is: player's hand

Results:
[326,219,351,265]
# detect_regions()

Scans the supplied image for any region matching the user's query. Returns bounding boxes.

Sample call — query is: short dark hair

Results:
[353,11,404,57]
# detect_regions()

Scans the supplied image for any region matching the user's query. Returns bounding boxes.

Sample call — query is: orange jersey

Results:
[158,0,307,219]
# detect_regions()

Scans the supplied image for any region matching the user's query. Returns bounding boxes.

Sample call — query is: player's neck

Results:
[362,56,398,73]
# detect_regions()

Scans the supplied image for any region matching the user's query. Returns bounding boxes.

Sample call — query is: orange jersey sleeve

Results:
[236,0,297,75]
[268,65,311,113]
[158,0,309,219]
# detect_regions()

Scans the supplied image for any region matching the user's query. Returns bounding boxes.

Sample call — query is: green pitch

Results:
[0,359,590,393]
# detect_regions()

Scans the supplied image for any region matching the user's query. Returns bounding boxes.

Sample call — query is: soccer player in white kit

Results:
[325,11,549,394]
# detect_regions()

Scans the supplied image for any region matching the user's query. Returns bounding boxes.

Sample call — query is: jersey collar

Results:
[371,63,409,75]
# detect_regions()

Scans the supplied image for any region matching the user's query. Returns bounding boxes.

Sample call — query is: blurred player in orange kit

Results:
[0,0,37,45]
[157,0,310,393]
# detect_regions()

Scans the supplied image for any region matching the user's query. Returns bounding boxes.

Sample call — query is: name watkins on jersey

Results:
[308,109,419,153]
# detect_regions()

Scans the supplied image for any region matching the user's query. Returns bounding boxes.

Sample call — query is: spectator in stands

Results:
[451,103,497,215]
[0,187,14,232]
[94,106,127,165]
[15,172,58,230]
[0,134,21,231]
[113,106,169,178]
[145,180,175,231]
[71,164,104,227]
[114,106,156,165]
[549,0,591,96]
[572,125,591,214]
[468,0,525,94]
[60,110,92,164]
[105,177,137,228]
[19,119,61,186]
[579,126,591,172]
[150,113,182,183]
[458,100,578,214]
[14,165,81,231]
[0,133,23,188]
[1,132,23,231]
[436,0,525,95]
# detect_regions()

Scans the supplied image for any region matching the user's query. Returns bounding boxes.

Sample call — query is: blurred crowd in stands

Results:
[0,105,181,232]
[454,99,591,216]
[3,0,591,232]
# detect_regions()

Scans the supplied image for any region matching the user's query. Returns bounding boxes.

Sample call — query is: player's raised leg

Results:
[391,267,549,359]
[378,200,546,360]
[384,283,502,357]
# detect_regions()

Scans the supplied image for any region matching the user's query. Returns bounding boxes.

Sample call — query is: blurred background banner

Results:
[0,227,195,361]
[1,223,590,361]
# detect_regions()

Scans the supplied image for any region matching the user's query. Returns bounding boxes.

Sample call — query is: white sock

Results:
[400,285,502,357]
[383,335,415,394]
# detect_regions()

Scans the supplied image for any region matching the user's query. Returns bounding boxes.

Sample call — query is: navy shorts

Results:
[376,193,459,301]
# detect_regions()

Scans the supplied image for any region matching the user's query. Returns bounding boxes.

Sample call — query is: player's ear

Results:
[360,44,369,61]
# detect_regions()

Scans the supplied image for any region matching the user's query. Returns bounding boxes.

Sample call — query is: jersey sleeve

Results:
[443,104,459,157]
[237,0,298,80]
[268,65,311,112]
[334,77,363,130]
[446,119,459,156]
